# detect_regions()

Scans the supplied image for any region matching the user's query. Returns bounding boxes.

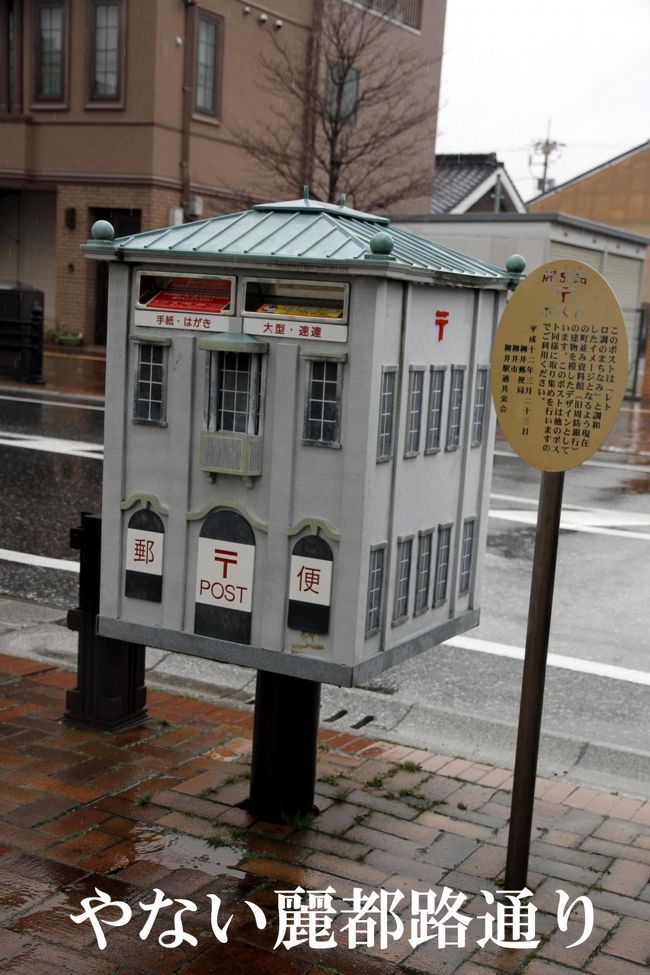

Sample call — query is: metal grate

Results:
[200,432,263,476]
[355,0,422,29]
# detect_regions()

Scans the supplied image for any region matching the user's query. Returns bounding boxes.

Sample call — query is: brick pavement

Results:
[0,653,648,974]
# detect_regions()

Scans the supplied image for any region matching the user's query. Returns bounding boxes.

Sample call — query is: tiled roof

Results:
[430,153,501,213]
[84,196,510,287]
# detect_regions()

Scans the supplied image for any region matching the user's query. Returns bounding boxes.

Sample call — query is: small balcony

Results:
[199,432,263,477]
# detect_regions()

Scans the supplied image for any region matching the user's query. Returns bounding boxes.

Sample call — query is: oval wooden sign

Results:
[491,260,628,472]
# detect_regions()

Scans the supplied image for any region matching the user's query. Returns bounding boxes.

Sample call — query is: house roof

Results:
[83,195,512,288]
[393,211,650,247]
[430,154,526,214]
[528,139,650,205]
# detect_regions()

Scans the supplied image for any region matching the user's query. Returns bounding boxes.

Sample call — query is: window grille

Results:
[459,519,475,594]
[90,1,120,99]
[413,530,433,613]
[133,343,167,424]
[206,351,261,435]
[366,546,386,636]
[195,12,220,115]
[405,368,424,455]
[393,537,412,620]
[377,368,396,460]
[36,2,64,100]
[351,0,422,29]
[446,367,465,450]
[433,524,452,605]
[304,359,342,445]
[425,367,445,452]
[472,367,489,446]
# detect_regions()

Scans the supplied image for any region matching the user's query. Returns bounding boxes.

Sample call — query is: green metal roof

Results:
[83,196,512,287]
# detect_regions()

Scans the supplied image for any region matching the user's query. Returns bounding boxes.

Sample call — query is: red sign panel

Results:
[143,277,233,314]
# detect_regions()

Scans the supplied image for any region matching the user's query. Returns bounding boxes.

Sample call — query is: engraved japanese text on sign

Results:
[491,260,628,472]
[289,556,333,607]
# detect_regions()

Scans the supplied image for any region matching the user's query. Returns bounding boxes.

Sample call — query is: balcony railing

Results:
[347,0,422,30]
[199,432,263,477]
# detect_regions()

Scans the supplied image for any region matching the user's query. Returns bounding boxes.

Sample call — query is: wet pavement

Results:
[0,653,649,974]
[22,345,106,400]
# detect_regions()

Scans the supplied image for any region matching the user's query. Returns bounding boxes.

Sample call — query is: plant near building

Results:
[46,323,84,346]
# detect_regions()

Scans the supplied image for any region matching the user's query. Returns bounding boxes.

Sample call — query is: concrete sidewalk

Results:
[0,652,649,975]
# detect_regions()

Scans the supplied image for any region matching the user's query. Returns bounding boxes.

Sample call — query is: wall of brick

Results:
[55,184,182,344]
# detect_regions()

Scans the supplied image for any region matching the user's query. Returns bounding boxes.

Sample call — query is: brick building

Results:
[528,140,650,402]
[0,0,445,342]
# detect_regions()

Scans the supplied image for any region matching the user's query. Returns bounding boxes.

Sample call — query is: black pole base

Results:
[64,633,147,733]
[64,513,147,733]
[246,670,321,824]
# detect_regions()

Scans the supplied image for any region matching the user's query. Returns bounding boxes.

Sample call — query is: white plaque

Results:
[126,529,164,576]
[243,317,348,343]
[289,556,333,607]
[195,537,255,612]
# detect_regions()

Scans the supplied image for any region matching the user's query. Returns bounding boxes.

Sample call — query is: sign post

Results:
[490,259,628,890]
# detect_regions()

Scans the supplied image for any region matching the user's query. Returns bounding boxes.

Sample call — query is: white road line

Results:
[0,431,103,459]
[490,493,650,538]
[0,548,79,573]
[494,449,650,474]
[0,394,104,412]
[445,635,650,687]
[488,508,650,540]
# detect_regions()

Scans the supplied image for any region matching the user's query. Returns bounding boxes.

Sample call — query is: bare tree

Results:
[231,0,439,212]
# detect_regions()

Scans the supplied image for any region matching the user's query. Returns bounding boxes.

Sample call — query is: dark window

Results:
[35,1,65,101]
[366,546,385,636]
[133,342,167,424]
[8,5,15,109]
[405,368,424,455]
[89,0,122,101]
[472,367,489,446]
[327,59,359,123]
[433,524,452,606]
[304,359,342,445]
[1,2,18,113]
[414,529,433,614]
[425,367,445,452]
[195,11,221,116]
[206,351,261,434]
[459,519,475,595]
[446,366,465,450]
[377,367,396,460]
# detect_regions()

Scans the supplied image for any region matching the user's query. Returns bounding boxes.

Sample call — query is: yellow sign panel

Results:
[491,260,628,472]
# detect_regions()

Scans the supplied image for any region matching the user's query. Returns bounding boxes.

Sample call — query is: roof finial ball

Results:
[91,219,115,242]
[506,254,526,274]
[369,231,394,256]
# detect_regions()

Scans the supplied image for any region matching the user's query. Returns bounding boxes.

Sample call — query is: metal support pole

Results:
[247,670,321,823]
[65,512,147,731]
[505,469,565,889]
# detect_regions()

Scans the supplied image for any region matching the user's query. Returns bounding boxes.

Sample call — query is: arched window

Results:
[124,508,165,602]
[194,509,256,645]
[287,535,333,634]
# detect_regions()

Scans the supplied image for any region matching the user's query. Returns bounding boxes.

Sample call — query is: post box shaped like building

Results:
[85,196,512,686]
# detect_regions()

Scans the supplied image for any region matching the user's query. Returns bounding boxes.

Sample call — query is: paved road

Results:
[0,390,648,795]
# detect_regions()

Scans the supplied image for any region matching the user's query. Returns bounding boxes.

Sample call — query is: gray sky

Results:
[436,0,650,202]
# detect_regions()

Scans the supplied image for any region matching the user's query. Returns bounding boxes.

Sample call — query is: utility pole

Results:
[529,122,565,194]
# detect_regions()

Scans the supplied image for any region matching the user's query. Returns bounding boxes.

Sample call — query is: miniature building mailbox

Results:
[85,196,512,687]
